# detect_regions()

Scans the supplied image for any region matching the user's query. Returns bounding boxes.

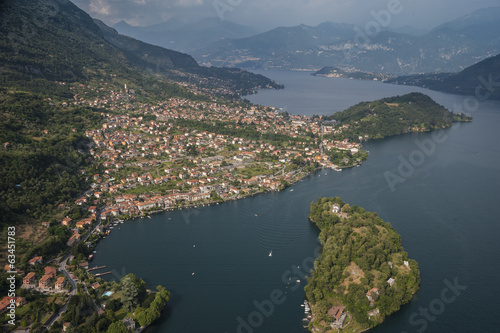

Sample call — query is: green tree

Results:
[120,274,146,312]
[106,321,130,333]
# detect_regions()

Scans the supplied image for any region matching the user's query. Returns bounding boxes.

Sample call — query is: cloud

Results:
[89,0,111,15]
[176,0,205,7]
[73,0,500,30]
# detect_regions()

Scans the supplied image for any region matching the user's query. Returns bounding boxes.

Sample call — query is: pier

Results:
[87,265,106,272]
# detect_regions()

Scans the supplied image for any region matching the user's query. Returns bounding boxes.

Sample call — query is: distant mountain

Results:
[430,7,500,42]
[386,53,500,100]
[386,25,429,36]
[192,7,500,75]
[112,17,260,53]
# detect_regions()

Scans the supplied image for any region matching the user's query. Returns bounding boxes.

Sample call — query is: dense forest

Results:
[0,90,102,227]
[323,92,472,142]
[305,197,420,332]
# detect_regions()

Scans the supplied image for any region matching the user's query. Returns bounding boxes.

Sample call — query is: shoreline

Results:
[100,163,354,226]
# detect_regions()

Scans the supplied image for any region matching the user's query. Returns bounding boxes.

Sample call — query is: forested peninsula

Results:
[304,198,420,332]
[322,92,472,142]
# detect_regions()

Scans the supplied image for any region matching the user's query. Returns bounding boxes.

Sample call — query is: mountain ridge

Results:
[112,16,261,53]
[191,7,500,75]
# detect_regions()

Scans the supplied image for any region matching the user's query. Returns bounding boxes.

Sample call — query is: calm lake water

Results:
[92,70,500,333]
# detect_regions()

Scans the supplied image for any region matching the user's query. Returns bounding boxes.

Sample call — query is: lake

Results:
[92,70,500,332]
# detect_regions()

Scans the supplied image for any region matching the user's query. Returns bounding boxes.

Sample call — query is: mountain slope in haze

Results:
[112,17,261,53]
[95,20,283,95]
[386,53,500,100]
[193,7,500,75]
[95,19,199,70]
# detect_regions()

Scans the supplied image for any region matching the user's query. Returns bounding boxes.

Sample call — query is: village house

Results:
[368,308,380,318]
[332,204,341,213]
[44,266,57,278]
[0,296,26,313]
[366,287,379,303]
[137,201,156,211]
[28,256,43,266]
[39,274,51,288]
[23,272,36,286]
[62,322,71,332]
[122,318,135,331]
[327,305,346,329]
[55,277,66,290]
[61,217,72,226]
[67,233,81,246]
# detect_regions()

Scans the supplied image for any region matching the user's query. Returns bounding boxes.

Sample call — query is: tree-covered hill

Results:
[387,53,500,100]
[305,197,420,332]
[326,92,471,142]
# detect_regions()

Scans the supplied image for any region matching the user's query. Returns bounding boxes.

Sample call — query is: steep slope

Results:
[95,19,199,70]
[0,0,198,99]
[94,20,283,95]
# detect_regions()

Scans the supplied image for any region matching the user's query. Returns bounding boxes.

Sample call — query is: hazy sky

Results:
[73,0,500,30]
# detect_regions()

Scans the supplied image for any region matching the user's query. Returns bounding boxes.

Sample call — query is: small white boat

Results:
[290,189,294,192]
[147,216,151,219]
[269,250,273,257]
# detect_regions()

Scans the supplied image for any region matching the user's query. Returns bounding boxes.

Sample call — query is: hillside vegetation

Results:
[325,92,471,142]
[305,197,420,332]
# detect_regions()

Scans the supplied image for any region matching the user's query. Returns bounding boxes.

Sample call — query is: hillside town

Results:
[79,83,365,222]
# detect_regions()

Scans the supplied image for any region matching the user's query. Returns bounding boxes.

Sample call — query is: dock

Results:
[87,265,106,272]
[94,271,111,277]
